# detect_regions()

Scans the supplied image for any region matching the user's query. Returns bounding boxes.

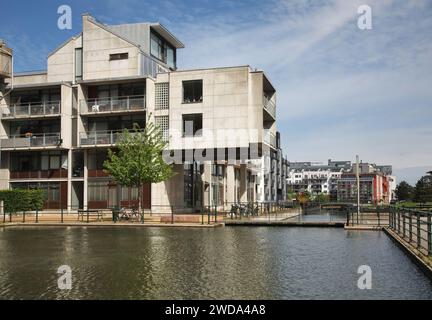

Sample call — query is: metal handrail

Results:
[79,130,127,146]
[80,95,146,114]
[0,133,61,148]
[263,96,276,118]
[1,101,61,118]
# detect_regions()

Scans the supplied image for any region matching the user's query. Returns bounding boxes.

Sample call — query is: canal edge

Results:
[0,222,225,229]
[383,227,432,280]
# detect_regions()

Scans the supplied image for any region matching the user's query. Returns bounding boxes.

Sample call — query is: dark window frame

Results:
[182,113,203,137]
[150,30,177,69]
[109,52,129,61]
[182,80,203,104]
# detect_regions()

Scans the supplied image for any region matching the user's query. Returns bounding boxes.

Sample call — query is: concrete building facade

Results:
[0,14,287,212]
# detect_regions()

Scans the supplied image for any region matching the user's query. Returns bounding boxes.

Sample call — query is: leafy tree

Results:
[414,176,432,203]
[395,181,414,201]
[314,193,330,203]
[286,186,296,201]
[104,122,174,216]
[297,191,311,206]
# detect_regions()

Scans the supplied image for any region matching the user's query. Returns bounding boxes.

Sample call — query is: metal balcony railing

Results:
[263,130,276,148]
[1,101,61,118]
[80,130,125,146]
[263,96,276,118]
[80,95,146,115]
[0,133,62,149]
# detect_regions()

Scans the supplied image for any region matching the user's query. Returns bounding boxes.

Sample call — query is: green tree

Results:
[286,186,296,201]
[297,191,311,206]
[395,181,414,201]
[103,122,174,216]
[314,193,330,203]
[414,177,432,203]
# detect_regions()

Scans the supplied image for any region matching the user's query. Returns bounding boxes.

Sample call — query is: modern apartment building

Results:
[0,14,287,212]
[287,159,351,199]
[337,162,395,204]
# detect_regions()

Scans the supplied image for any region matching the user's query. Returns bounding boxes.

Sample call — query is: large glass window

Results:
[10,119,60,136]
[184,162,203,207]
[150,31,176,69]
[88,181,108,201]
[10,151,67,171]
[11,88,61,105]
[183,80,203,103]
[87,83,145,99]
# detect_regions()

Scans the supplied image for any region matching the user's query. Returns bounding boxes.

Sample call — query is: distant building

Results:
[287,159,352,200]
[337,162,395,204]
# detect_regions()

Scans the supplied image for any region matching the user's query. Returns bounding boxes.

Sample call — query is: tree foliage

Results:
[103,121,174,211]
[314,193,330,203]
[0,189,44,213]
[414,176,432,203]
[297,191,311,205]
[395,181,414,201]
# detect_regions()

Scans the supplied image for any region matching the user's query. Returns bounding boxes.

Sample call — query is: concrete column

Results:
[226,165,235,205]
[240,164,247,202]
[203,161,212,206]
[83,149,88,210]
[67,149,72,213]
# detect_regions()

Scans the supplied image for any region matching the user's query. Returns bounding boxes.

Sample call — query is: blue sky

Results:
[1,0,431,184]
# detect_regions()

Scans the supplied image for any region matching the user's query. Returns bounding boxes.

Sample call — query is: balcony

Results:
[1,102,61,119]
[263,96,276,119]
[263,130,276,148]
[80,95,146,116]
[0,133,62,150]
[80,130,124,147]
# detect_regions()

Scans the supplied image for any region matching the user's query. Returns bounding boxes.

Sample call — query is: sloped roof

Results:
[47,15,184,59]
[108,22,184,49]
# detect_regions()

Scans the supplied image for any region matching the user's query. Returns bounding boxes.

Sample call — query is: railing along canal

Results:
[388,207,432,256]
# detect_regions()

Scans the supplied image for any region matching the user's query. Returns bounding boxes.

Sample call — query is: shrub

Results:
[0,189,44,213]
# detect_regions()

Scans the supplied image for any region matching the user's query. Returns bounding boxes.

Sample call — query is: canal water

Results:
[0,226,431,300]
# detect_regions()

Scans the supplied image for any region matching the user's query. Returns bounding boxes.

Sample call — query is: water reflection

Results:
[0,226,431,299]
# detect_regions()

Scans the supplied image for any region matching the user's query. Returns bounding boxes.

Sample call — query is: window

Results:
[183,80,203,103]
[183,162,203,207]
[75,48,83,81]
[150,31,176,69]
[167,47,175,69]
[88,181,108,201]
[182,114,202,137]
[109,53,129,61]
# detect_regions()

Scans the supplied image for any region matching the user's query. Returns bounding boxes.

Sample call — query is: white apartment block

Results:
[0,14,287,213]
[287,160,351,199]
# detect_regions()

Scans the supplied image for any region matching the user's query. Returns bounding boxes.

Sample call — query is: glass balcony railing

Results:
[80,130,126,146]
[0,133,62,149]
[263,96,276,119]
[1,102,61,118]
[80,95,146,115]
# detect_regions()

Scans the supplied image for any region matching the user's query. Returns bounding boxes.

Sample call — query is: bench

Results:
[77,209,103,222]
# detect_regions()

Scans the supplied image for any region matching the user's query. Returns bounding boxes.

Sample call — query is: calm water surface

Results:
[0,226,431,299]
